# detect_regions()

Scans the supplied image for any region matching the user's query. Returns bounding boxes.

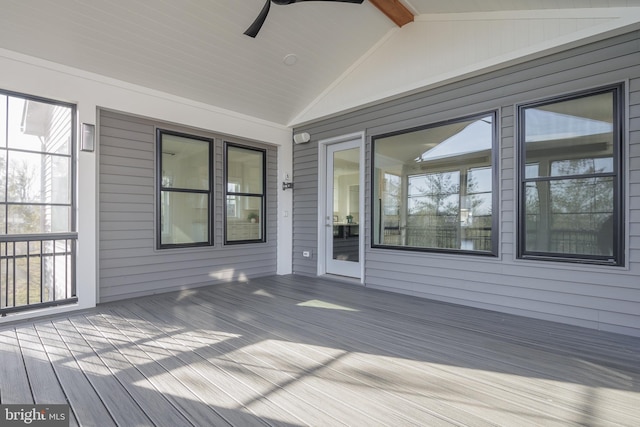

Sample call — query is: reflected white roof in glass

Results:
[525,109,612,142]
[418,118,492,162]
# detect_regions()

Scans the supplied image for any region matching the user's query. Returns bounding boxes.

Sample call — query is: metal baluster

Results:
[52,239,56,301]
[71,239,76,298]
[26,240,30,305]
[12,241,15,307]
[2,242,5,313]
[64,239,68,299]
[40,240,43,303]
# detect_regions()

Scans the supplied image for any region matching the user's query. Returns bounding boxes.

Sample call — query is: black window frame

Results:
[224,142,267,245]
[0,89,77,236]
[371,110,499,257]
[156,129,214,250]
[516,84,624,266]
[0,89,78,314]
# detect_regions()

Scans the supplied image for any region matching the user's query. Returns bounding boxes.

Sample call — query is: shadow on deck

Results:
[1,274,639,426]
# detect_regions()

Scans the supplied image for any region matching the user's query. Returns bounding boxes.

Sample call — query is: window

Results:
[157,130,213,248]
[0,91,77,314]
[225,144,265,243]
[372,112,497,254]
[1,94,74,234]
[518,85,623,265]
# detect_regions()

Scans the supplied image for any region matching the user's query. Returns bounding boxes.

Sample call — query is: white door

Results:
[324,140,361,278]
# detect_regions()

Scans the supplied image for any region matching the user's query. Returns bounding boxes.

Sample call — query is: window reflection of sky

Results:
[468,167,492,193]
[417,116,492,162]
[525,109,612,142]
[6,97,44,150]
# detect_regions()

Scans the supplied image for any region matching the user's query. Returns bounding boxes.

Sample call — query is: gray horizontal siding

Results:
[292,143,320,276]
[293,30,640,336]
[98,110,277,302]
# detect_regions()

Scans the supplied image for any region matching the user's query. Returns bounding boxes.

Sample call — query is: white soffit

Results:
[290,8,640,126]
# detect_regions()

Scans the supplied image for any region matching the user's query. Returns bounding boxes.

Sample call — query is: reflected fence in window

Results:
[382,224,493,252]
[0,233,77,316]
[525,221,613,257]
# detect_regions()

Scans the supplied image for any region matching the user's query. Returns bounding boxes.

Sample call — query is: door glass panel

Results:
[332,147,360,262]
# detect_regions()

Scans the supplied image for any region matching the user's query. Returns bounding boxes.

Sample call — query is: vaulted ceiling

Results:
[2,0,640,128]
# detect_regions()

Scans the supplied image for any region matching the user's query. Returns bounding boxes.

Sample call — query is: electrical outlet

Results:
[302,250,311,258]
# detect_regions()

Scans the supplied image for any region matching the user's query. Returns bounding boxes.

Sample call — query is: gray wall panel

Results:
[291,138,320,276]
[98,109,277,302]
[293,31,640,336]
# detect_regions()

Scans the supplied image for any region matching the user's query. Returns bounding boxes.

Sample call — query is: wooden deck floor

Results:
[1,275,639,426]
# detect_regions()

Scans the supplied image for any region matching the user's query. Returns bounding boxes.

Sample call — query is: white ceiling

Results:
[1,0,640,128]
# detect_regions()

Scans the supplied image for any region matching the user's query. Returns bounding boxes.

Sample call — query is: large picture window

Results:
[373,112,497,254]
[225,144,265,243]
[157,130,213,248]
[517,85,623,265]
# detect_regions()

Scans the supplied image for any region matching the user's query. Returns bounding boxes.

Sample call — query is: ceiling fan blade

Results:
[244,0,271,38]
[245,0,364,37]
[273,0,363,3]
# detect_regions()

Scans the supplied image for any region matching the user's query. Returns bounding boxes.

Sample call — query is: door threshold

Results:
[322,274,363,286]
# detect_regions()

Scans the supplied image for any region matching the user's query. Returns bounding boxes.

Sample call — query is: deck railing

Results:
[0,233,77,316]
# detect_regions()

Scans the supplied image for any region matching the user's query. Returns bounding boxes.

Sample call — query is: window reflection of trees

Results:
[521,89,617,260]
[525,158,614,256]
[374,113,495,253]
[407,171,460,249]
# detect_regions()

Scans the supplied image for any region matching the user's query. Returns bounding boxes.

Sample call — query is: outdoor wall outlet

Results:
[302,250,311,258]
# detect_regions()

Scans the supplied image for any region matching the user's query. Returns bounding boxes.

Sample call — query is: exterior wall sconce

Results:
[81,123,95,152]
[293,132,310,144]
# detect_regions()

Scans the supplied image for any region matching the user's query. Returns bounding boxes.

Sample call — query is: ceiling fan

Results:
[244,0,365,38]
